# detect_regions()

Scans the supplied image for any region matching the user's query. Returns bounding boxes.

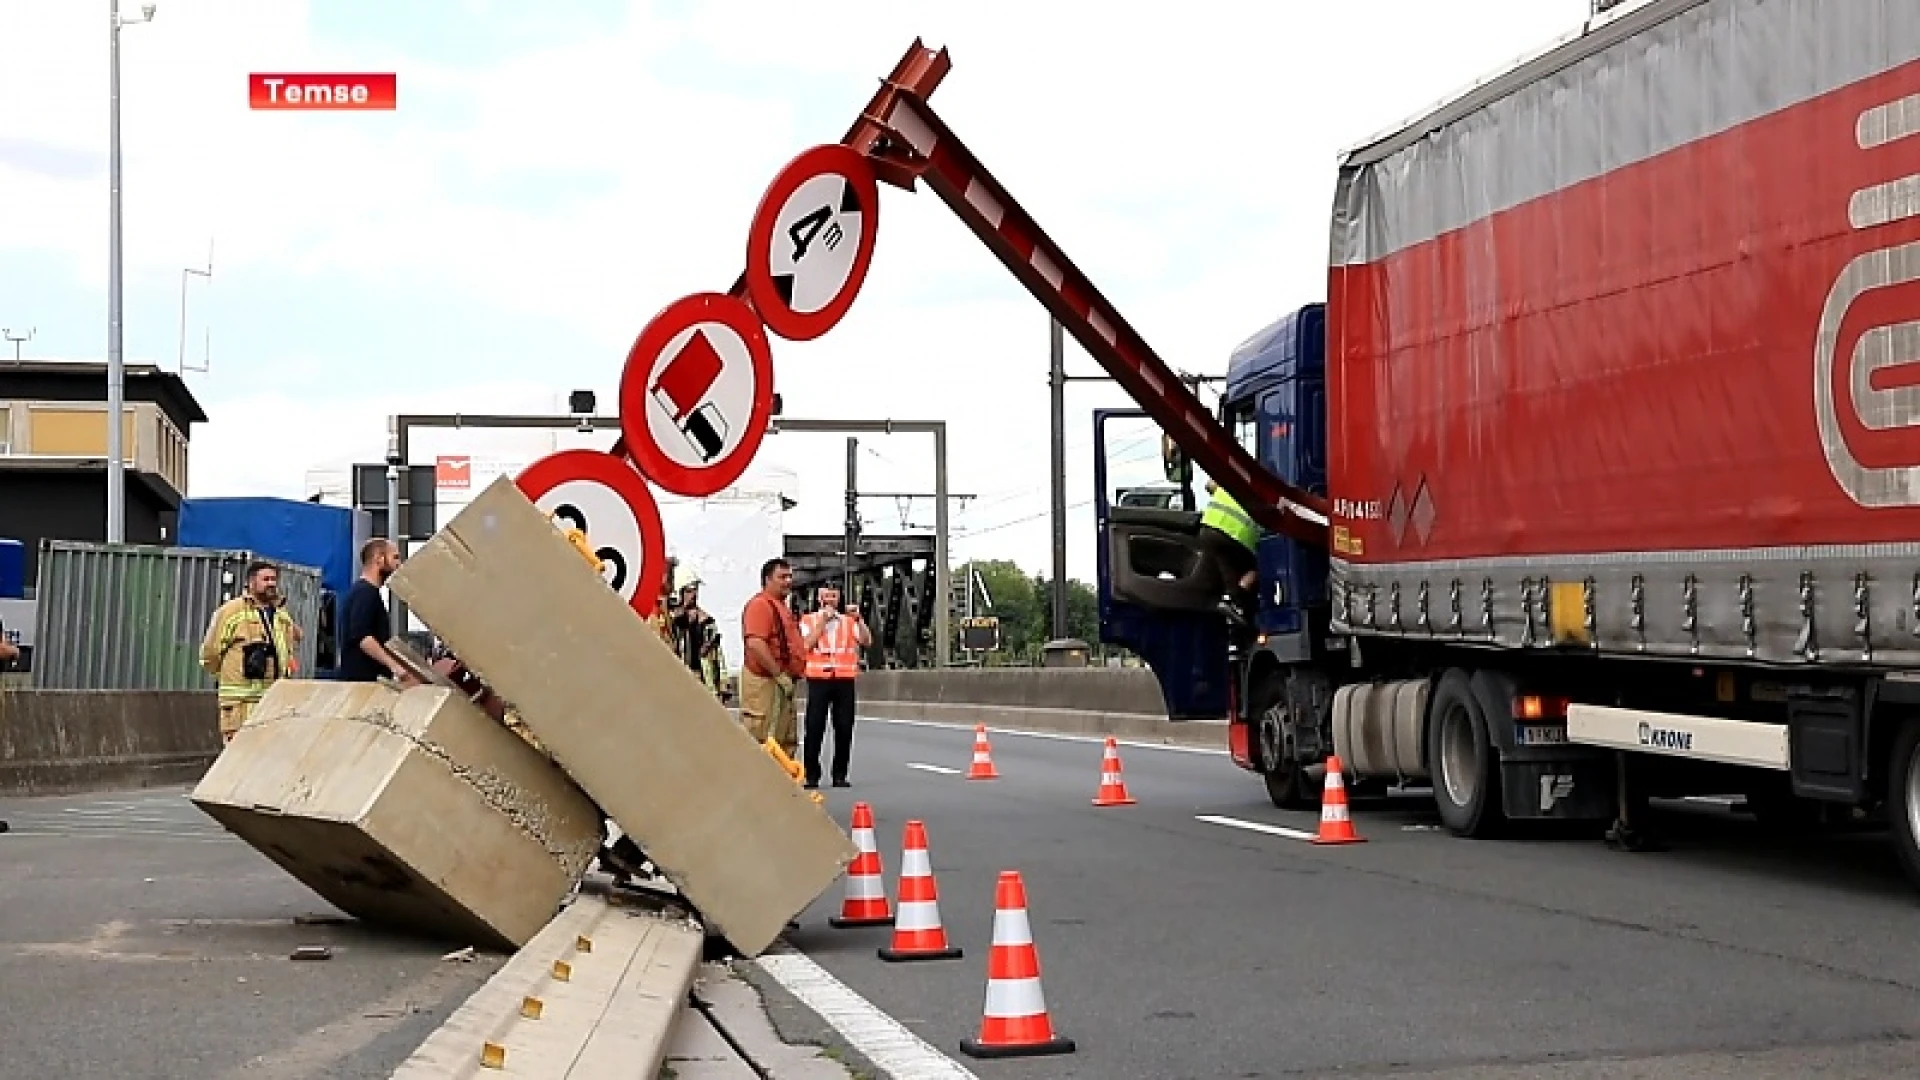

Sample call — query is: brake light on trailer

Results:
[1516,695,1570,721]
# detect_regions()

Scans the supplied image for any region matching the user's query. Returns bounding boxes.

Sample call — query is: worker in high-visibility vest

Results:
[199,560,301,745]
[1199,479,1263,626]
[798,584,870,789]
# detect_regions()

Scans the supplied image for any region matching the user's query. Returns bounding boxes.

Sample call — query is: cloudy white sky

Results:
[2,0,1600,584]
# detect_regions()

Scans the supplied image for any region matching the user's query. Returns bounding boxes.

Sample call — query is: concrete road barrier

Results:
[390,889,705,1078]
[0,688,220,796]
[1,667,1219,800]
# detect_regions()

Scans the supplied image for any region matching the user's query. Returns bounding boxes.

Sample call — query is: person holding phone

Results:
[799,584,871,789]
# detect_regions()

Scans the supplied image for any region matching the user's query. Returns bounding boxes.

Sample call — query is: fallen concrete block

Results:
[390,888,704,1079]
[390,476,857,957]
[191,679,605,951]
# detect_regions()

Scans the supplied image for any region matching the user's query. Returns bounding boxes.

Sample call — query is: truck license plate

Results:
[1516,724,1568,746]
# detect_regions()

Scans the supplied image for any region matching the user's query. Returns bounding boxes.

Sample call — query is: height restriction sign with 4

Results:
[745,144,881,342]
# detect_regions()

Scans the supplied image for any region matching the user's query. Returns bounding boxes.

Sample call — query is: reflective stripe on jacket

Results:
[1200,486,1261,552]
[200,596,297,704]
[801,611,861,681]
[701,628,730,695]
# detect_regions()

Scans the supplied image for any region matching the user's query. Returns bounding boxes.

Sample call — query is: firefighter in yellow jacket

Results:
[199,560,299,745]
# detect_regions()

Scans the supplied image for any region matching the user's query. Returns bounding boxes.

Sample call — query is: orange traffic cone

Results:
[829,802,895,928]
[1091,737,1136,807]
[966,725,1000,780]
[877,821,963,963]
[959,871,1075,1060]
[1312,754,1366,845]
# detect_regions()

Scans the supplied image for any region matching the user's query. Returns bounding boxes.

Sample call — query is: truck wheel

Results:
[1887,720,1920,891]
[1429,668,1504,838]
[1263,758,1317,811]
[1253,668,1320,811]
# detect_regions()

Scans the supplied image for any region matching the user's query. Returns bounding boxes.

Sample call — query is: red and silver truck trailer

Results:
[1092,0,1920,890]
[662,12,1920,890]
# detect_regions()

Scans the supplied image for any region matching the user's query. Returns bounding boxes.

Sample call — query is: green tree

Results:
[1029,573,1101,649]
[957,557,1118,664]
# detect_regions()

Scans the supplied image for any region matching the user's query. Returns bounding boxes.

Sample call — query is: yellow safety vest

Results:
[202,597,298,704]
[1201,487,1261,553]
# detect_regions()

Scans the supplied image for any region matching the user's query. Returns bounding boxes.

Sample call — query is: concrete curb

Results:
[390,891,705,1078]
[665,963,862,1077]
[861,700,1225,749]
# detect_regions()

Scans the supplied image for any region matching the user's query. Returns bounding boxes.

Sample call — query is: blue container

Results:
[177,497,371,675]
[0,538,24,598]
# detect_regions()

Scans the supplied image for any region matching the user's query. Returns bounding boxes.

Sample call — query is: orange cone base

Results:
[960,1034,1076,1060]
[828,913,896,929]
[1312,832,1366,846]
[1092,792,1136,807]
[877,943,963,963]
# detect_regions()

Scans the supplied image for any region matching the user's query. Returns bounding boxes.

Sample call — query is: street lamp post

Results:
[107,0,155,543]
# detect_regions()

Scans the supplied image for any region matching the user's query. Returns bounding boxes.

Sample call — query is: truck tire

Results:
[1252,666,1320,810]
[1887,719,1920,891]
[1429,668,1504,838]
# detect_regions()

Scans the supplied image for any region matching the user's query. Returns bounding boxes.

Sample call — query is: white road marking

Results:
[870,716,1228,756]
[1195,814,1319,843]
[905,762,962,775]
[755,950,979,1079]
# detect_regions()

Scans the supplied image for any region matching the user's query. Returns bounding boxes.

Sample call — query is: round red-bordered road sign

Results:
[619,291,776,498]
[515,448,669,617]
[744,143,881,343]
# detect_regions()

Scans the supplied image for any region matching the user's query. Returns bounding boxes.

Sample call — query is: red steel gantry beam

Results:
[616,39,1330,546]
[857,60,1330,546]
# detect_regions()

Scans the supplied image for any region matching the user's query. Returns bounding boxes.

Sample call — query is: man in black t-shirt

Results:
[339,538,417,685]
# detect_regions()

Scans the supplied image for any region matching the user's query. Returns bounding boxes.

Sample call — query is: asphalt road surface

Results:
[781,717,1920,1079]
[0,787,500,1080]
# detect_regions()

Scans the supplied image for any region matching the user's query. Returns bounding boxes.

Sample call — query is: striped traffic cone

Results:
[1090,737,1136,807]
[966,725,999,780]
[877,821,963,963]
[958,871,1076,1060]
[828,802,895,928]
[1312,754,1366,845]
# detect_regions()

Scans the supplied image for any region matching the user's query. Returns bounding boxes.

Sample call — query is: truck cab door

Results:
[1092,408,1228,720]
[1253,378,1329,644]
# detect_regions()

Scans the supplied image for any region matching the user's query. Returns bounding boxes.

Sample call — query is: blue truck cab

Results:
[1092,302,1331,732]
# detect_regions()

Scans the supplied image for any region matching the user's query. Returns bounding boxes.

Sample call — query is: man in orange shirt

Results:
[739,557,806,756]
[799,584,871,789]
